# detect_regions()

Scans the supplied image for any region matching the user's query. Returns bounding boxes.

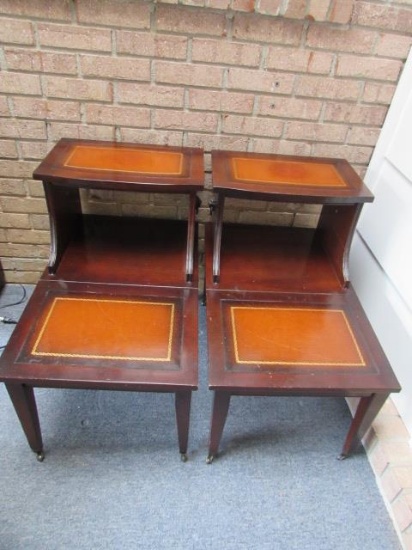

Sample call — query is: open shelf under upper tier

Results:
[44,215,197,288]
[205,222,344,293]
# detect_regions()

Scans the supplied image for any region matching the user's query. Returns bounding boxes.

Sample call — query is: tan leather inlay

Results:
[230,306,365,367]
[64,145,184,176]
[231,157,346,187]
[32,297,175,361]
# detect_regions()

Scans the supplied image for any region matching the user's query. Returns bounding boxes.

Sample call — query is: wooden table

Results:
[205,150,400,461]
[0,139,203,461]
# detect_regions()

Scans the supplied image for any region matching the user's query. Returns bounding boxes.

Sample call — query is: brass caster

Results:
[337,454,347,461]
[206,455,214,464]
[180,453,188,463]
[36,451,45,462]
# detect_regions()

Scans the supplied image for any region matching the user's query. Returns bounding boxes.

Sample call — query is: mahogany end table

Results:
[205,150,400,461]
[0,139,203,461]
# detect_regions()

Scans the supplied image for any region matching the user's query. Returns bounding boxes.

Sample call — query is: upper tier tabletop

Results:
[212,150,373,204]
[33,139,204,192]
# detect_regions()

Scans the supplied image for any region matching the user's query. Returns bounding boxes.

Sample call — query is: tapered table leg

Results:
[207,391,231,463]
[6,383,44,461]
[339,393,389,459]
[175,391,192,461]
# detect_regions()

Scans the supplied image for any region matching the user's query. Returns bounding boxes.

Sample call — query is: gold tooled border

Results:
[230,306,365,367]
[32,297,175,362]
[231,157,347,187]
[64,146,184,176]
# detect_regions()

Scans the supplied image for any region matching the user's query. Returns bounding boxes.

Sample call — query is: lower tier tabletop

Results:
[204,222,344,293]
[0,281,198,391]
[205,288,400,460]
[206,288,399,395]
[44,215,198,288]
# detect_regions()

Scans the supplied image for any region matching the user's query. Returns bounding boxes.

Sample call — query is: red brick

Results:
[347,126,381,146]
[119,129,184,147]
[47,122,115,142]
[13,98,81,121]
[233,13,303,45]
[5,49,77,75]
[222,115,284,137]
[259,96,322,120]
[85,104,150,128]
[307,0,330,21]
[336,55,402,82]
[324,102,387,126]
[375,33,412,59]
[6,228,50,245]
[20,141,51,160]
[0,196,47,214]
[258,0,282,15]
[156,5,226,36]
[118,83,184,108]
[185,133,249,151]
[0,119,46,140]
[306,26,376,54]
[328,0,354,24]
[232,0,256,11]
[192,38,261,67]
[189,89,254,114]
[1,242,49,259]
[363,82,396,105]
[266,47,333,74]
[43,77,113,102]
[117,31,188,59]
[0,213,31,229]
[26,180,45,198]
[287,121,347,143]
[283,0,306,19]
[206,0,231,8]
[312,143,373,165]
[296,75,361,100]
[154,109,219,132]
[30,214,50,231]
[0,0,71,20]
[38,23,112,52]
[76,0,150,29]
[155,61,223,88]
[277,140,312,156]
[391,495,412,532]
[0,140,18,159]
[0,179,26,196]
[80,55,150,81]
[228,68,295,94]
[0,97,10,117]
[0,73,41,95]
[381,468,403,502]
[0,19,34,45]
[353,2,412,34]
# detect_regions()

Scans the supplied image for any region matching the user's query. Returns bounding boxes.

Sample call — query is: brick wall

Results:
[1,0,412,283]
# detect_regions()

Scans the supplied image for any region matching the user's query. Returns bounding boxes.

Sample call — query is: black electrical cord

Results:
[0,284,27,310]
[0,284,28,349]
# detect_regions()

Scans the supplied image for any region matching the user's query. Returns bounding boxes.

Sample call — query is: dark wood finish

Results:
[0,139,203,459]
[206,150,400,461]
[205,222,344,293]
[34,139,203,279]
[212,150,373,203]
[205,289,400,460]
[6,384,43,456]
[211,150,373,286]
[34,139,204,192]
[42,216,198,288]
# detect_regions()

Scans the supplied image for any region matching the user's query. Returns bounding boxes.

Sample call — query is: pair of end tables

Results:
[0,139,400,463]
